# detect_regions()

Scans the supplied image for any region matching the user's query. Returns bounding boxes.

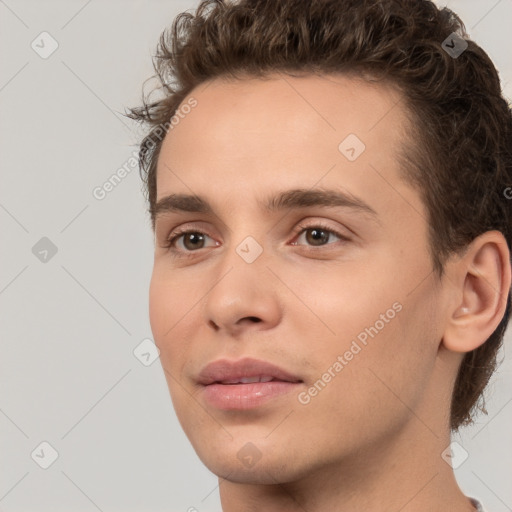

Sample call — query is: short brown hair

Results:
[127,0,512,431]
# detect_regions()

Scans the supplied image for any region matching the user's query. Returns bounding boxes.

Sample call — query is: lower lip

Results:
[202,381,301,410]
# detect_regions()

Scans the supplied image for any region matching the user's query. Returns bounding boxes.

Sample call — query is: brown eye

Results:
[293,223,349,248]
[304,227,331,246]
[181,232,206,250]
[164,229,217,254]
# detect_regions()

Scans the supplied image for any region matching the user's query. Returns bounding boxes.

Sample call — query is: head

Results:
[128,0,512,482]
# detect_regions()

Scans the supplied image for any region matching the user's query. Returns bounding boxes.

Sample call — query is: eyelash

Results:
[162,222,350,259]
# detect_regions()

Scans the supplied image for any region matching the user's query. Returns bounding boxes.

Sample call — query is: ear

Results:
[442,231,511,353]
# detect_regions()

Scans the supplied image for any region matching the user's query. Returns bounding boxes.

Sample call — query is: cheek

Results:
[149,271,196,416]
[324,289,435,412]
[289,261,400,345]
[148,268,186,361]
[295,310,435,455]
[293,260,436,396]
[148,271,168,343]
[149,263,194,335]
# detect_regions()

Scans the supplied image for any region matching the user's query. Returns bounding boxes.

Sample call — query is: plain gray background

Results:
[1,1,511,511]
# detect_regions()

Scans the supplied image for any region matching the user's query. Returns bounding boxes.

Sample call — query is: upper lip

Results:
[197,357,303,385]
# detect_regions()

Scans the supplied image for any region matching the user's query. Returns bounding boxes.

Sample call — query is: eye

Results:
[162,221,350,258]
[291,222,350,248]
[163,228,218,255]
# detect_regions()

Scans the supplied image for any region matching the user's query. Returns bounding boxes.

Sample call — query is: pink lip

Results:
[197,357,303,410]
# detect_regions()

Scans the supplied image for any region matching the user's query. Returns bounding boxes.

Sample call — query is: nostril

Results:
[208,320,220,330]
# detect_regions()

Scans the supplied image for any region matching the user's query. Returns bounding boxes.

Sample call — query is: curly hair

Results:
[126,0,512,432]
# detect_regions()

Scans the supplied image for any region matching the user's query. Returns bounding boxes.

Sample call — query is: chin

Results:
[203,456,300,485]
[189,437,310,485]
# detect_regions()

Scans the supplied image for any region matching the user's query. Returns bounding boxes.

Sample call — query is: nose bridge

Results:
[211,228,269,295]
[218,205,271,265]
[200,223,282,331]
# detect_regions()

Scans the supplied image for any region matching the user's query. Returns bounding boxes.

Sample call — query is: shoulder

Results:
[469,497,487,512]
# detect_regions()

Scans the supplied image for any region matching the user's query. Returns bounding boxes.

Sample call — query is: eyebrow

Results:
[152,188,379,225]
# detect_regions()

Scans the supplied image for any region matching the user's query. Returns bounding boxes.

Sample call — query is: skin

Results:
[149,73,510,512]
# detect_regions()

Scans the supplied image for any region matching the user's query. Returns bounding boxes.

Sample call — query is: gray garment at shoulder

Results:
[469,497,486,511]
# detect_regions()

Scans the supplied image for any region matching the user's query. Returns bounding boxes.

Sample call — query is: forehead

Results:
[155,72,420,220]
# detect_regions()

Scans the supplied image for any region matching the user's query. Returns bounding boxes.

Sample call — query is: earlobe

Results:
[442,231,511,354]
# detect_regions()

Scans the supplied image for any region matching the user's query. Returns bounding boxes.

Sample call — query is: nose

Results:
[201,250,282,338]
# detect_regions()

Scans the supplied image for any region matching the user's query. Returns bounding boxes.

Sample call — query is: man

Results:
[128,0,512,510]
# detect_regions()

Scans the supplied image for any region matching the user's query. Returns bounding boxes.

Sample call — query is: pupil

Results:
[308,228,328,245]
[186,233,203,249]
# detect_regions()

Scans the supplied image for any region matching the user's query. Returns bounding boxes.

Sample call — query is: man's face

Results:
[149,73,452,483]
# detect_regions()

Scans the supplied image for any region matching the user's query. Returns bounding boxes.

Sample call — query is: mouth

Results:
[197,358,303,410]
[214,375,284,384]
